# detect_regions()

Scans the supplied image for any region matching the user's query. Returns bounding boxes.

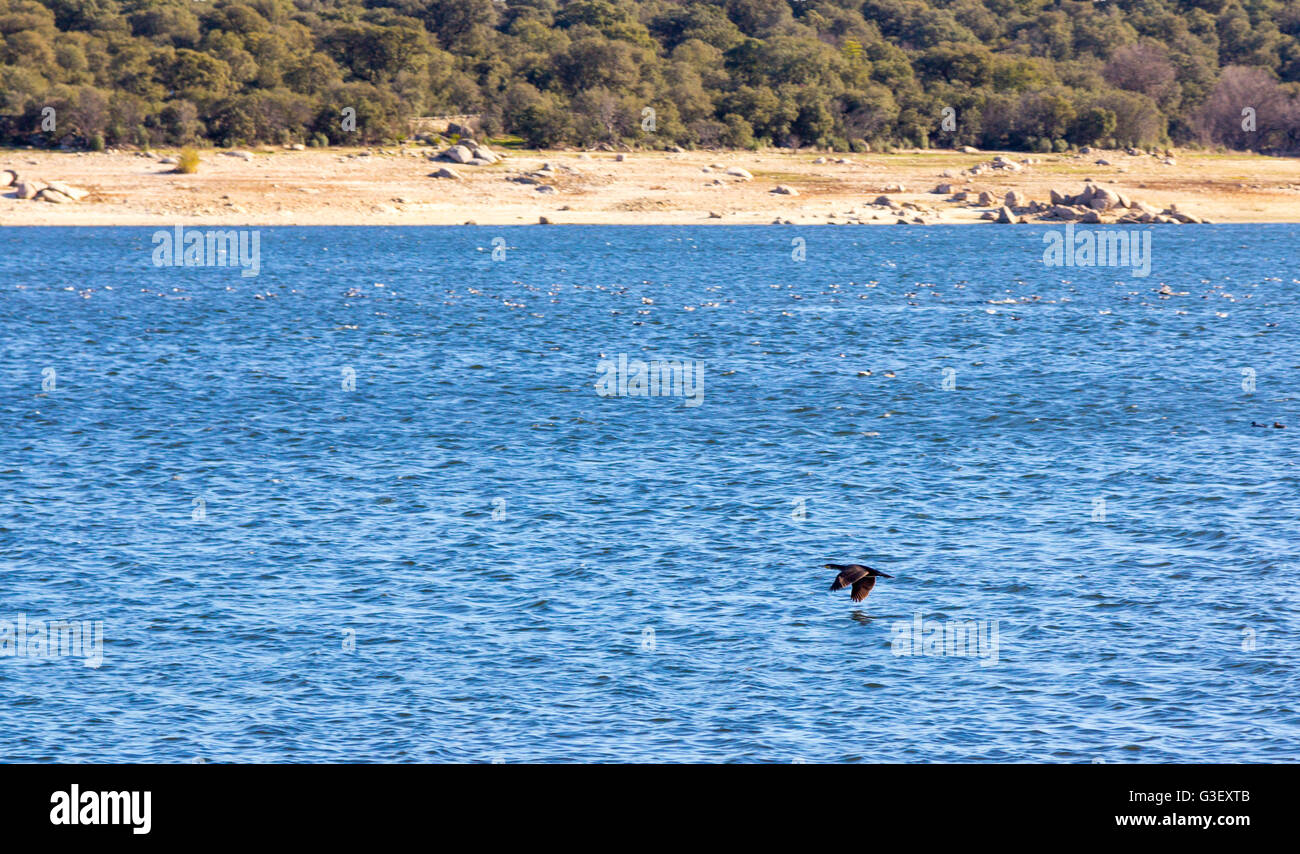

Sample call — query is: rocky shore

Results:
[1,145,1296,226]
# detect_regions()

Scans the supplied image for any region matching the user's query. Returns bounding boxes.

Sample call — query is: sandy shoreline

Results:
[3,146,1298,226]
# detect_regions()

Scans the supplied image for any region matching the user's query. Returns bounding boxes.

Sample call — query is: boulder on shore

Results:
[36,188,75,203]
[45,181,88,201]
[14,180,46,199]
[1088,187,1120,211]
[725,166,753,180]
[443,145,474,164]
[429,166,463,179]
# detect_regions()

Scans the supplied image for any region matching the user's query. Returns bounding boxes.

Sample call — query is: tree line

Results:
[1,0,1298,152]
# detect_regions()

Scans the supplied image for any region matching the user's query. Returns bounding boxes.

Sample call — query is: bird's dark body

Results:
[826,563,892,603]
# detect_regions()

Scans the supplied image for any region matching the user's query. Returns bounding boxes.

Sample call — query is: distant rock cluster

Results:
[428,138,507,179]
[2,169,90,203]
[872,176,1207,226]
[964,154,1038,176]
[436,140,503,166]
[1000,183,1208,224]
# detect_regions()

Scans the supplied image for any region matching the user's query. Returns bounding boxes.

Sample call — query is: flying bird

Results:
[826,563,893,602]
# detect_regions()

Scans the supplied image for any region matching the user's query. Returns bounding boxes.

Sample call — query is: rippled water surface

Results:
[2,225,1298,762]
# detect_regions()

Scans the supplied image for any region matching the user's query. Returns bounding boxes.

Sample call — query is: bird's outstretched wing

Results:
[850,576,877,602]
[828,564,869,591]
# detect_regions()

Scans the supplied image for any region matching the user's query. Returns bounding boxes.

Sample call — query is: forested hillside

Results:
[2,0,1298,151]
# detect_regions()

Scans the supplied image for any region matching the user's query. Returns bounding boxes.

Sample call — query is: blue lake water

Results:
[2,225,1298,763]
